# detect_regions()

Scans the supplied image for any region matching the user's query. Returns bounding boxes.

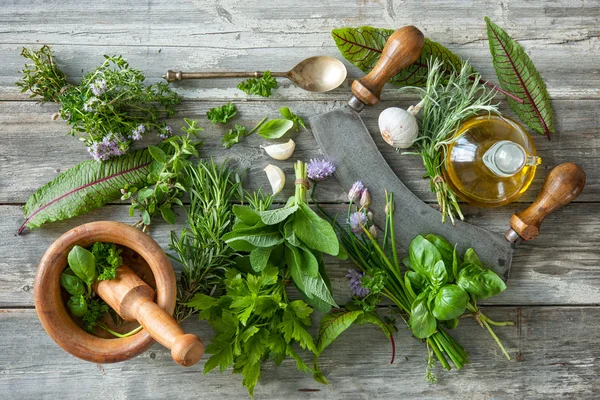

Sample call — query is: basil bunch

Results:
[404,235,507,339]
[222,161,346,312]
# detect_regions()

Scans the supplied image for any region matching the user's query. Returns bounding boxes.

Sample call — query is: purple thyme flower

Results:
[307,158,336,181]
[90,79,107,96]
[83,97,98,112]
[158,125,173,140]
[88,133,129,161]
[348,181,365,202]
[346,269,370,298]
[349,211,367,234]
[130,124,145,141]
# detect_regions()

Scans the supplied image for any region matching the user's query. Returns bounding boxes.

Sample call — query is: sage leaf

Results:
[285,244,318,278]
[332,27,465,87]
[249,247,273,272]
[233,205,261,226]
[409,291,437,339]
[60,272,85,296]
[67,245,96,286]
[19,147,153,234]
[316,310,363,355]
[67,295,88,317]
[287,246,336,311]
[485,17,555,139]
[257,119,294,139]
[223,229,283,248]
[258,205,298,225]
[432,284,468,321]
[293,203,339,256]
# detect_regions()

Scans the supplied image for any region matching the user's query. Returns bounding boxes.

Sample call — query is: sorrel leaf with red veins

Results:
[485,17,555,139]
[315,310,363,355]
[331,26,464,87]
[19,148,152,234]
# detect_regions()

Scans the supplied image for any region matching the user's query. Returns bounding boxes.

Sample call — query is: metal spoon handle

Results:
[163,70,288,82]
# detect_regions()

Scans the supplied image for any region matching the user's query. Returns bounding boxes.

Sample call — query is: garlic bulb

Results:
[260,139,296,160]
[264,164,285,195]
[378,106,420,149]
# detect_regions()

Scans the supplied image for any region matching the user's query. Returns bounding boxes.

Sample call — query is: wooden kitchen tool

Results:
[94,265,204,367]
[505,162,586,243]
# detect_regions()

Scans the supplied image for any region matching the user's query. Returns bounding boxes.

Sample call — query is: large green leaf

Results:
[331,26,464,87]
[19,147,153,234]
[485,17,555,139]
[316,310,363,355]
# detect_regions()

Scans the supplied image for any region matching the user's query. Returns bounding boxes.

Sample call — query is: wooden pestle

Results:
[94,265,204,366]
[505,162,586,243]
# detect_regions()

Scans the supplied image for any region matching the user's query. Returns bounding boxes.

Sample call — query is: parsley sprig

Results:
[238,71,278,97]
[207,102,237,124]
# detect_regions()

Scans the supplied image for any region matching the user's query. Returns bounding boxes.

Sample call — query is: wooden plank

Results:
[0,306,598,399]
[0,99,597,204]
[3,202,599,308]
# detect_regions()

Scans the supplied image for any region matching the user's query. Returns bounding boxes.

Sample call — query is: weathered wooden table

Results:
[1,1,599,398]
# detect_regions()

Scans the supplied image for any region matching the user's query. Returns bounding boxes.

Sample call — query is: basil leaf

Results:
[293,203,339,256]
[457,265,507,301]
[431,259,448,289]
[67,295,88,317]
[409,291,437,339]
[405,271,427,294]
[233,205,261,226]
[463,248,482,267]
[425,234,454,279]
[249,247,273,272]
[432,284,468,320]
[60,272,85,296]
[442,318,459,329]
[67,245,96,286]
[408,235,442,276]
[258,204,298,225]
[257,119,294,139]
[452,247,461,279]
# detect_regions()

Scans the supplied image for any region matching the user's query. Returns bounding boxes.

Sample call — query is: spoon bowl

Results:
[287,56,347,92]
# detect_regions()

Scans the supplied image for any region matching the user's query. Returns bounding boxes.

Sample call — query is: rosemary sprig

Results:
[403,59,499,223]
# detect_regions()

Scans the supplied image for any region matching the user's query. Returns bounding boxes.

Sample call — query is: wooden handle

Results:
[509,162,586,241]
[351,26,424,106]
[95,266,204,366]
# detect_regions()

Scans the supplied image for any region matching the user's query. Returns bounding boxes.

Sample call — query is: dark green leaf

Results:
[293,203,339,256]
[408,235,442,277]
[148,145,167,164]
[237,71,278,97]
[67,295,88,317]
[233,205,261,226]
[432,284,468,320]
[463,248,482,267]
[258,204,298,225]
[316,310,363,355]
[485,17,554,139]
[249,247,273,272]
[207,102,237,124]
[67,245,96,285]
[160,206,176,224]
[332,27,465,87]
[257,119,294,139]
[431,259,448,289]
[425,234,454,278]
[409,291,437,339]
[457,265,507,301]
[60,272,85,296]
[222,124,248,149]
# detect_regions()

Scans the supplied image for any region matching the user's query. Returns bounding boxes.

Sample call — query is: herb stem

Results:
[97,323,143,338]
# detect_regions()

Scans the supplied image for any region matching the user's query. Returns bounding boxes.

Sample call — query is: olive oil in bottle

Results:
[443,115,541,207]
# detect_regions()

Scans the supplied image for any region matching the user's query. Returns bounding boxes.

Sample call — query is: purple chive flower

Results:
[90,79,107,96]
[158,125,173,140]
[130,124,145,141]
[348,181,365,202]
[349,212,367,233]
[346,269,370,298]
[307,158,336,181]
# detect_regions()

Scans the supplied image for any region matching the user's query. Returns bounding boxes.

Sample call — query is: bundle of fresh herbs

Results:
[222,160,345,312]
[169,159,244,322]
[318,185,513,380]
[17,45,180,160]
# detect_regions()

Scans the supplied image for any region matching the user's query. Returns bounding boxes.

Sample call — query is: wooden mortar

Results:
[34,221,203,366]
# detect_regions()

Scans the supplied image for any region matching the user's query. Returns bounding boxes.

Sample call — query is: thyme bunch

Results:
[17,46,180,160]
[403,59,499,223]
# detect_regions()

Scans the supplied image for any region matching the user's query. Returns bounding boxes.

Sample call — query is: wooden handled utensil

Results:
[505,162,586,244]
[94,265,204,367]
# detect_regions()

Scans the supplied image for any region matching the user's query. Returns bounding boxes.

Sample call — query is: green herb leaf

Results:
[316,310,363,355]
[408,235,443,277]
[222,124,248,149]
[67,245,96,286]
[457,265,507,301]
[430,259,448,289]
[463,248,482,267]
[238,71,278,97]
[81,299,109,332]
[409,291,437,339]
[258,204,298,225]
[257,119,294,139]
[60,272,85,296]
[207,102,237,124]
[67,295,88,317]
[223,228,283,248]
[249,247,273,272]
[90,242,122,281]
[332,27,464,87]
[432,284,468,321]
[19,147,153,234]
[233,205,261,226]
[148,145,167,164]
[279,107,305,131]
[425,234,454,278]
[293,203,339,256]
[485,17,554,139]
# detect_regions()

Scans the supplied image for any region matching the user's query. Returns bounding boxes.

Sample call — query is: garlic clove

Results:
[378,107,419,149]
[260,139,296,160]
[264,164,285,195]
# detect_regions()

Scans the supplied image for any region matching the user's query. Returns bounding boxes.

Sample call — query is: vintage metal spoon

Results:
[163,56,347,92]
